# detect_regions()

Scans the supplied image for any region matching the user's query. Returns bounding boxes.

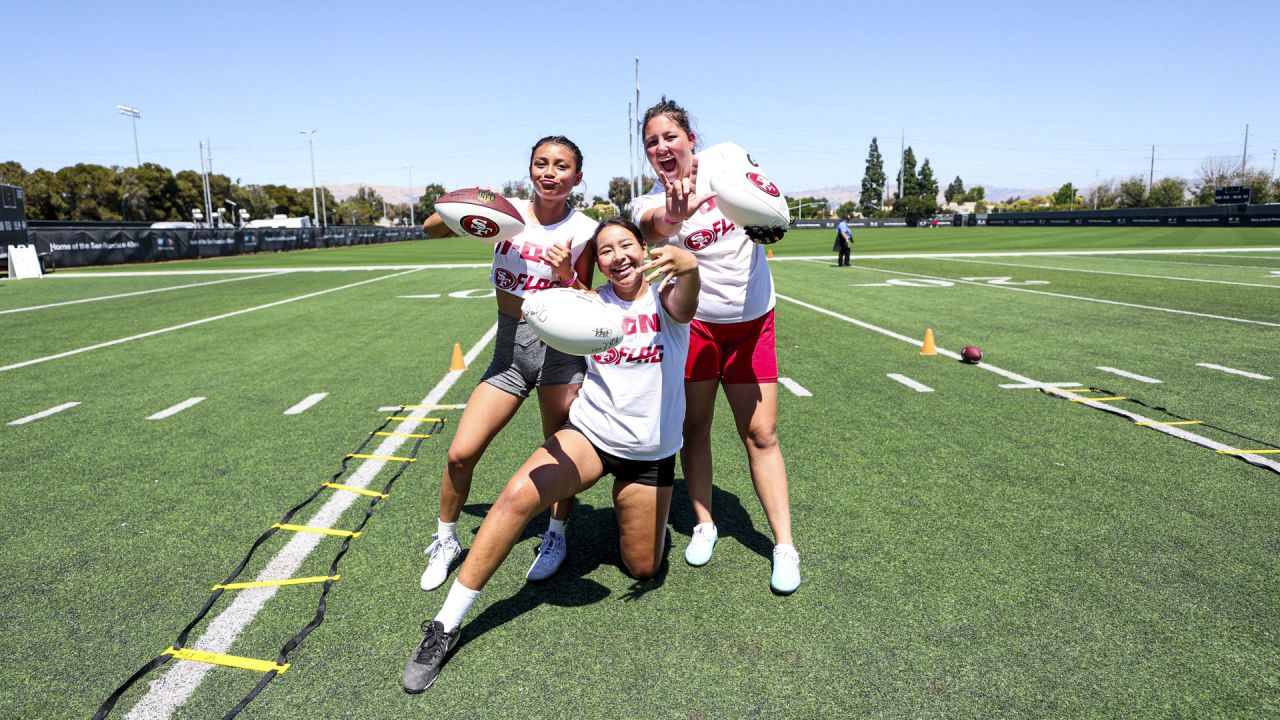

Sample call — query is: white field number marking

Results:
[147,397,206,420]
[887,374,934,392]
[284,393,328,415]
[9,402,80,425]
[1196,363,1273,380]
[778,377,812,397]
[854,277,1047,288]
[1096,367,1162,384]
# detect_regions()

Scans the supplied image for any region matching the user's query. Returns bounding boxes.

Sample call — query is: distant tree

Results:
[415,183,447,221]
[21,168,64,220]
[56,163,121,221]
[858,137,885,215]
[944,175,965,204]
[608,176,632,210]
[1192,155,1241,205]
[963,186,985,202]
[974,200,989,213]
[898,147,919,200]
[502,179,531,200]
[1147,177,1188,207]
[917,159,940,204]
[568,191,584,208]
[1116,176,1148,208]
[836,200,859,218]
[1050,183,1080,209]
[118,163,179,221]
[0,160,27,186]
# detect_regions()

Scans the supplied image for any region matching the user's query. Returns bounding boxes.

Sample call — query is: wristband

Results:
[561,273,577,287]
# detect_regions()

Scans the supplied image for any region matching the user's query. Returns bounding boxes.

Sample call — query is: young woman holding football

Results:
[417,136,597,591]
[631,97,799,595]
[402,217,701,693]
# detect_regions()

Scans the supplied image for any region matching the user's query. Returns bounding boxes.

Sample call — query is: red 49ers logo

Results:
[461,214,499,238]
[684,229,717,251]
[747,172,780,197]
[493,267,517,290]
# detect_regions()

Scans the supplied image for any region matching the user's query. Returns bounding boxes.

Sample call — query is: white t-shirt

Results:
[569,283,690,461]
[489,199,597,297]
[630,142,776,324]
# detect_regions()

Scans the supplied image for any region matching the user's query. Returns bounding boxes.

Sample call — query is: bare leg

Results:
[680,379,720,526]
[613,480,673,580]
[723,382,793,546]
[438,382,524,524]
[457,430,604,590]
[537,383,581,522]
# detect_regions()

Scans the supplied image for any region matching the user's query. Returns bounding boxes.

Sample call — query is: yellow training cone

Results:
[450,343,466,371]
[920,328,937,356]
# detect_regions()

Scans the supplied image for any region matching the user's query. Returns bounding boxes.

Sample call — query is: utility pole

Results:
[634,56,641,199]
[1094,169,1100,210]
[1148,145,1155,191]
[1241,124,1250,175]
[628,101,635,207]
[116,105,142,166]
[898,129,905,210]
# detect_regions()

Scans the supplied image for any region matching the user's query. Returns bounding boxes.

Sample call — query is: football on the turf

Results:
[436,188,525,242]
[961,345,983,364]
[522,288,625,356]
[706,144,790,229]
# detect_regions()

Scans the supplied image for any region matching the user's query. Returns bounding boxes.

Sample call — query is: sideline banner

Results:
[985,205,1280,227]
[26,226,426,268]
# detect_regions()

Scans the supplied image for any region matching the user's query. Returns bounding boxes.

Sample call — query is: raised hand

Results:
[661,156,718,226]
[640,244,697,290]
[743,225,786,245]
[544,238,574,284]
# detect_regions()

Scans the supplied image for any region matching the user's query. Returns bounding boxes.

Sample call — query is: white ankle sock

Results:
[547,517,567,536]
[437,518,457,540]
[434,580,480,632]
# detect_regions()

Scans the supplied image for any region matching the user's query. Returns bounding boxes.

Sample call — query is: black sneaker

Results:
[402,620,460,693]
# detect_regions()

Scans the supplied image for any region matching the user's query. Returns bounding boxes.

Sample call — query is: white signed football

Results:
[522,288,625,356]
[705,143,790,228]
[436,188,525,242]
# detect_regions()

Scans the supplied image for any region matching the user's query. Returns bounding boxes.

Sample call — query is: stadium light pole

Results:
[405,165,415,227]
[300,129,319,226]
[116,105,141,167]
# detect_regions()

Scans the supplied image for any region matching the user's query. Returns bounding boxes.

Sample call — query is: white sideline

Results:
[0,274,278,315]
[776,294,1280,476]
[147,397,206,420]
[8,401,80,425]
[842,264,1280,328]
[0,269,425,374]
[930,257,1280,289]
[769,247,1280,262]
[284,393,329,415]
[122,323,498,719]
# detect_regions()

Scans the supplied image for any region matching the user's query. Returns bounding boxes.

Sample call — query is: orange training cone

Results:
[450,343,466,371]
[920,328,937,356]
[766,249,775,259]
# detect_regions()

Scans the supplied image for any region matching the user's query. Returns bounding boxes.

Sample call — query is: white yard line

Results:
[1000,381,1080,389]
[0,268,425,374]
[776,294,1280,476]
[842,264,1280,328]
[398,294,441,299]
[777,377,812,397]
[1196,363,1273,380]
[887,374,934,392]
[147,397,206,420]
[284,393,329,415]
[122,323,498,720]
[0,274,279,316]
[770,247,1280,263]
[8,401,80,425]
[1096,366,1162,384]
[53,263,489,277]
[930,257,1280,289]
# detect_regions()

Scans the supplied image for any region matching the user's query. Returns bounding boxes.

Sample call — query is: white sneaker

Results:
[526,530,566,581]
[684,522,718,566]
[419,534,462,591]
[770,543,800,595]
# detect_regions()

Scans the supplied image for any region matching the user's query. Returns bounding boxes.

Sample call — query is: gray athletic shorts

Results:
[480,313,586,398]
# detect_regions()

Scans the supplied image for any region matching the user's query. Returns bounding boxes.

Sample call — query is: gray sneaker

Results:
[526,530,567,581]
[402,620,460,694]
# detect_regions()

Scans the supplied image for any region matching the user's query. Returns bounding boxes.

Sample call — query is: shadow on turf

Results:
[449,500,672,652]
[667,481,775,561]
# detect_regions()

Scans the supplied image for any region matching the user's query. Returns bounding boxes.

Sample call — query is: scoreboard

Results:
[1,183,27,249]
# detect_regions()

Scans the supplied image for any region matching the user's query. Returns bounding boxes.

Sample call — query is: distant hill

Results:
[321,183,417,203]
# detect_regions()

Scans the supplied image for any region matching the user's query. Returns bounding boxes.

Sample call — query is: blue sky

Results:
[5,0,1278,199]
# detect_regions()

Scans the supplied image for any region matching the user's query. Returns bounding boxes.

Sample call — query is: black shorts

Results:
[561,420,675,487]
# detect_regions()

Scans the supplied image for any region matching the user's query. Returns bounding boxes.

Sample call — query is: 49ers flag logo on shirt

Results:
[746,172,780,197]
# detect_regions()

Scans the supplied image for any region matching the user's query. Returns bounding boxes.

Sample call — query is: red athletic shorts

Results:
[686,310,778,384]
